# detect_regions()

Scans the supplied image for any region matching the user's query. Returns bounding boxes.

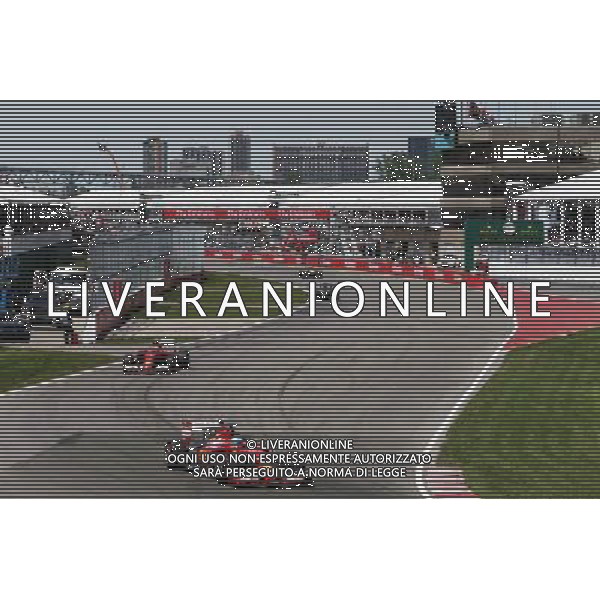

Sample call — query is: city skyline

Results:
[0,101,435,178]
[2,101,600,179]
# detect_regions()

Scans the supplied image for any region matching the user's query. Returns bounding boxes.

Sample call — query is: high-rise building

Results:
[273,143,369,184]
[231,130,251,174]
[435,101,458,134]
[171,146,222,177]
[142,137,168,174]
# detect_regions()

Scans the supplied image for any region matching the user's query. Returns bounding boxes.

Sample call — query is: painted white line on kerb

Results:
[414,317,518,499]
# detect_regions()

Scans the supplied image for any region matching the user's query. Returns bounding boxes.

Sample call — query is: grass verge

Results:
[441,328,600,498]
[0,347,117,394]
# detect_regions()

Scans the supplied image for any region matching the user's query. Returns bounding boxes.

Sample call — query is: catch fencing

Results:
[76,223,207,343]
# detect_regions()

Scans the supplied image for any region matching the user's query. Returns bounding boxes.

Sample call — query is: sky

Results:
[0,101,435,177]
[2,101,600,178]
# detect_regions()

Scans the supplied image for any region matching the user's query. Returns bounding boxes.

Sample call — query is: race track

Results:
[0,265,514,497]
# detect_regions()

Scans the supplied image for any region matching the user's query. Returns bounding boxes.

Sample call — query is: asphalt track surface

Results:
[0,264,514,497]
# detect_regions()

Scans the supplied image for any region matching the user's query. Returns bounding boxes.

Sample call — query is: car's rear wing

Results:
[181,418,233,438]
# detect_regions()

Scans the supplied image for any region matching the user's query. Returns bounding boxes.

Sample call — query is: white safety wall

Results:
[88,225,173,310]
[77,223,205,343]
[169,223,207,274]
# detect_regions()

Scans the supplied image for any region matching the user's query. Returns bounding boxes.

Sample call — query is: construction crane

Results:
[468,101,497,125]
[97,143,126,196]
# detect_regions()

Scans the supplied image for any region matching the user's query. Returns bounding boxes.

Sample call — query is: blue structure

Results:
[0,255,20,315]
[408,134,455,175]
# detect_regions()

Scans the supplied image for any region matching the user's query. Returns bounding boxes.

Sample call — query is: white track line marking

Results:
[415,318,518,498]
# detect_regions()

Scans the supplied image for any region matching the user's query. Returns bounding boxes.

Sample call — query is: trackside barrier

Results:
[442,269,462,284]
[96,305,126,340]
[204,249,494,289]
[163,258,173,284]
[94,267,194,341]
[305,256,321,268]
[80,249,498,342]
[204,248,600,353]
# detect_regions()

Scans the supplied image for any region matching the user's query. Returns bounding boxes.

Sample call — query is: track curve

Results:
[0,270,513,497]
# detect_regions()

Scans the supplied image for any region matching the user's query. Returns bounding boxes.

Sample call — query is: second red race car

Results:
[164,419,313,490]
[123,338,190,375]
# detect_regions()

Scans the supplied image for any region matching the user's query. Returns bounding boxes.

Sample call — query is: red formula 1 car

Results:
[123,339,190,375]
[164,419,313,489]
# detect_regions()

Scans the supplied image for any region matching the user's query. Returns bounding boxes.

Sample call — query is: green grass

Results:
[131,271,308,320]
[0,348,117,394]
[441,328,600,498]
[68,255,88,269]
